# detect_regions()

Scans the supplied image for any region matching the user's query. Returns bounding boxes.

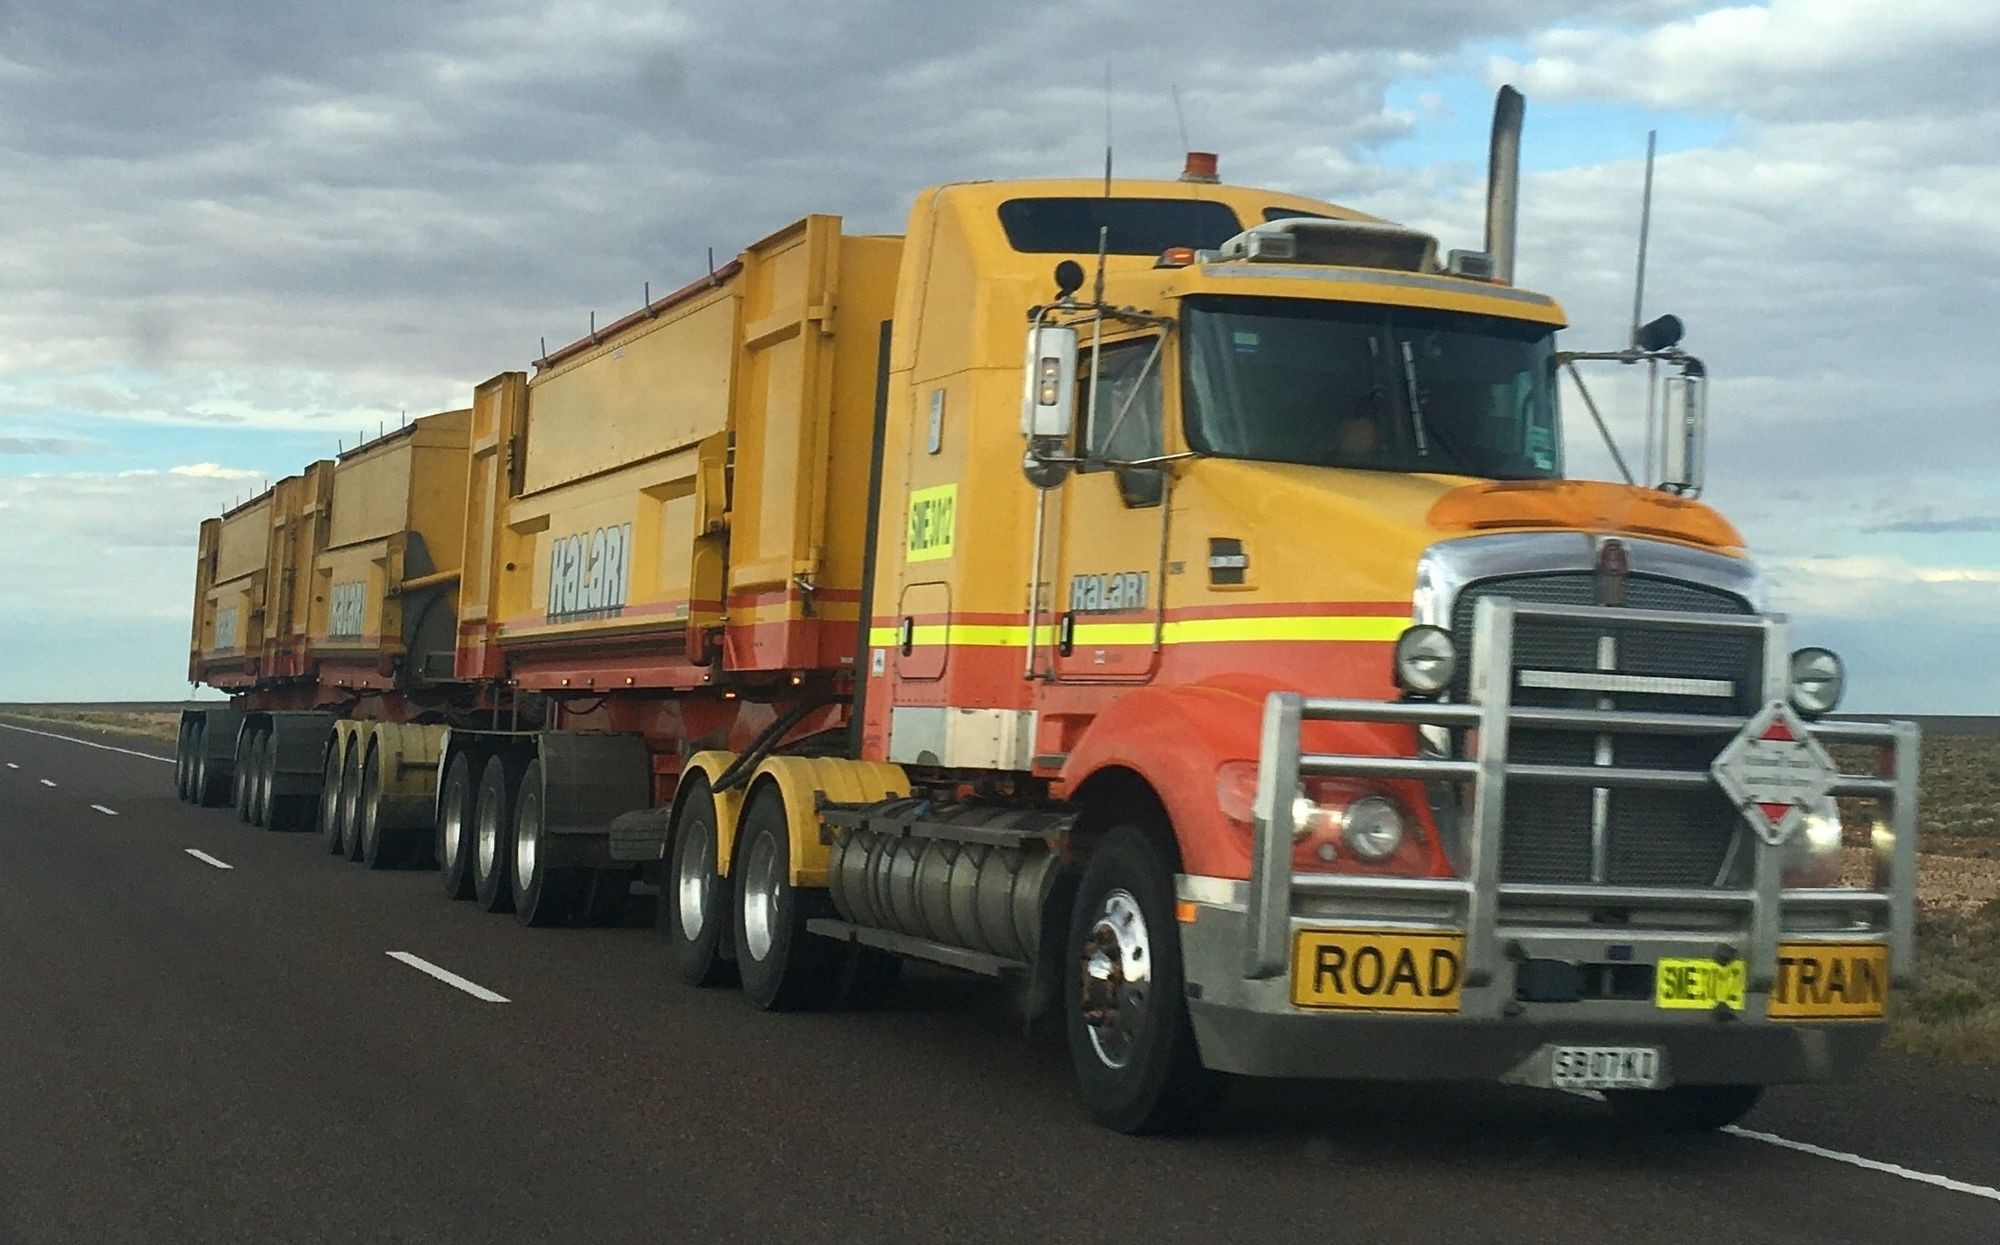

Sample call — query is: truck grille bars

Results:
[1243,597,1919,1004]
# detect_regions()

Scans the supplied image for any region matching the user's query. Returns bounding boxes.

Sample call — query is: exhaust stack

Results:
[1485,85,1524,285]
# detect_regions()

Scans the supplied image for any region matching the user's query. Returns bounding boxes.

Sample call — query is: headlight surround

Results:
[1340,795,1407,861]
[1393,624,1457,697]
[1789,647,1845,715]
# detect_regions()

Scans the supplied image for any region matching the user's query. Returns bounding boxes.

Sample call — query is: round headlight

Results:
[1393,625,1457,696]
[1340,796,1406,861]
[1789,647,1844,715]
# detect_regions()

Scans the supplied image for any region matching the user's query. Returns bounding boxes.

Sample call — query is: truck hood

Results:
[1173,460,1747,609]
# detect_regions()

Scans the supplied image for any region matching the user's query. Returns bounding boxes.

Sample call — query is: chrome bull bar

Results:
[1245,597,1920,1001]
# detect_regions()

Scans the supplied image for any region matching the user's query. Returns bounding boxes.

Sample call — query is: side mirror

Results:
[1659,370,1706,495]
[1020,325,1078,439]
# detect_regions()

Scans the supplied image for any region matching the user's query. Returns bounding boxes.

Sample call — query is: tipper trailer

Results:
[179,88,1917,1134]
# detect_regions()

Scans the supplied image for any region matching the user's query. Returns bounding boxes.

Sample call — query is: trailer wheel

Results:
[510,759,581,925]
[1606,1085,1762,1133]
[663,778,735,986]
[437,752,480,900]
[233,731,256,821]
[733,785,838,1011]
[248,730,275,828]
[359,742,400,870]
[192,724,228,807]
[174,720,193,801]
[320,737,348,855]
[473,754,519,913]
[1065,826,1214,1135]
[340,741,367,861]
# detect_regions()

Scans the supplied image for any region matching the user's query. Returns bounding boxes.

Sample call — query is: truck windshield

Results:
[1182,296,1562,479]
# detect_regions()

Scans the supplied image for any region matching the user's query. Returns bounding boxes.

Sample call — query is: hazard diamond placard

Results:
[1710,701,1838,846]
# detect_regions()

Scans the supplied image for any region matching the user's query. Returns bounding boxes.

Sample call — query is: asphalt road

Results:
[3,719,1997,1244]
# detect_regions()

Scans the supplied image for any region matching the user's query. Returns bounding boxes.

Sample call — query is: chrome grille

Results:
[1452,573,1758,887]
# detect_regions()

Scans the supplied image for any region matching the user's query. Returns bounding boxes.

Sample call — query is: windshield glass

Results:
[1182,296,1562,479]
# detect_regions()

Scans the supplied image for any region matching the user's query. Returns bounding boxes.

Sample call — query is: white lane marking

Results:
[91,804,119,817]
[0,721,174,764]
[39,778,57,787]
[387,952,510,1003]
[1724,1126,2000,1204]
[184,848,233,870]
[5,762,17,769]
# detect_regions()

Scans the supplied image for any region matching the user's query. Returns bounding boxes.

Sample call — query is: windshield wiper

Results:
[1397,340,1429,455]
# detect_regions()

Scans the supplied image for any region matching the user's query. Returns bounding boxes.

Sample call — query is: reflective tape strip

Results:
[866,615,1406,649]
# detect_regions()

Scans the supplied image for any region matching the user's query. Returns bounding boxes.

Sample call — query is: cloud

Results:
[0,0,1995,705]
[0,435,92,455]
[1864,514,2000,535]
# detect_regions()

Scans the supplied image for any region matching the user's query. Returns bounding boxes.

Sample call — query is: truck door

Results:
[1051,333,1169,682]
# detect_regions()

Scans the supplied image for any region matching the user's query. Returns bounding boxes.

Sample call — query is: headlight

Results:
[1394,625,1457,696]
[1341,796,1406,861]
[1789,647,1844,715]
[1783,798,1844,888]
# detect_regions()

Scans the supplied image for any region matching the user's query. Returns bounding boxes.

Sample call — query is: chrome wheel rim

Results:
[477,784,500,877]
[340,751,362,851]
[360,756,380,853]
[514,786,540,888]
[320,746,341,842]
[741,829,782,963]
[442,774,466,866]
[1079,888,1153,1070]
[675,816,714,941]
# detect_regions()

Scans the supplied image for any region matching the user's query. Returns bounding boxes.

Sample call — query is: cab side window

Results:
[1078,339,1163,465]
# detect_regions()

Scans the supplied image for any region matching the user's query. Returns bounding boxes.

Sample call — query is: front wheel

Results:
[1606,1085,1762,1133]
[733,786,837,1011]
[1065,826,1214,1135]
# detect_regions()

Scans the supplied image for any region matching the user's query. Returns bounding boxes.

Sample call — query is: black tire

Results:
[1065,825,1214,1135]
[359,742,400,870]
[340,741,366,861]
[248,731,274,828]
[733,786,839,1011]
[437,751,480,900]
[473,753,519,914]
[233,730,255,821]
[511,759,582,925]
[192,724,227,807]
[321,737,348,855]
[174,719,193,801]
[663,779,735,986]
[1606,1085,1762,1133]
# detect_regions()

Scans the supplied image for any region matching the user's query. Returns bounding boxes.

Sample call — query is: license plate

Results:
[1770,943,1889,1019]
[1654,957,1747,1011]
[1290,929,1465,1012]
[1551,1046,1662,1090]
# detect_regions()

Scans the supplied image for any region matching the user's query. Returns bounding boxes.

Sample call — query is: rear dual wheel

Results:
[173,719,194,801]
[437,752,480,900]
[321,738,349,855]
[663,779,735,986]
[339,742,366,861]
[504,759,631,927]
[473,754,519,913]
[233,731,256,821]
[733,786,841,1012]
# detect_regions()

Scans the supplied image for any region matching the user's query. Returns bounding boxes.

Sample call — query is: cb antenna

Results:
[1630,129,1659,481]
[1171,84,1191,154]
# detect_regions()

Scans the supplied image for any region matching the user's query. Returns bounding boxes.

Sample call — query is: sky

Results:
[1,0,1994,709]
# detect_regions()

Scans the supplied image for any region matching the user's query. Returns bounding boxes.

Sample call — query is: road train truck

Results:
[178,88,1918,1134]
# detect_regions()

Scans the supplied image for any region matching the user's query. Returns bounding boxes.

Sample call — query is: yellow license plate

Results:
[1770,943,1889,1020]
[1655,957,1747,1011]
[1291,929,1465,1012]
